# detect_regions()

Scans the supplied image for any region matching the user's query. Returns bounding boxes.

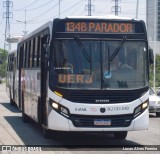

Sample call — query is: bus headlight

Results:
[142,101,148,109]
[50,99,70,118]
[134,100,148,117]
[52,102,59,109]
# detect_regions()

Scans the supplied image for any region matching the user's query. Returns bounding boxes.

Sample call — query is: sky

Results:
[0,0,146,50]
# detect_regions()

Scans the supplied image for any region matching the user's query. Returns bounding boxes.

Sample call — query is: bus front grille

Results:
[70,114,133,128]
[58,87,148,104]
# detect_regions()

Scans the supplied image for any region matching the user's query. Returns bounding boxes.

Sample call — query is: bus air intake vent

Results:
[58,87,148,104]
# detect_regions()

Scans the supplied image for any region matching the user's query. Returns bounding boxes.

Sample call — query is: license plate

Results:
[94,119,111,126]
[149,106,154,109]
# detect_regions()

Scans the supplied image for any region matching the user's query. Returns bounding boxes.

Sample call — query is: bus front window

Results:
[102,41,148,89]
[50,40,148,89]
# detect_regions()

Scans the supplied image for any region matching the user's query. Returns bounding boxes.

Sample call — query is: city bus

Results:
[6,49,18,106]
[7,16,153,139]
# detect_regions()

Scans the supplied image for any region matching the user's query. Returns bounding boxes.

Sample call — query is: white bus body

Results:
[7,16,151,139]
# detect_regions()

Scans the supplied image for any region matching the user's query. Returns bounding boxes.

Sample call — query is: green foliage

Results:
[150,54,160,87]
[0,48,8,78]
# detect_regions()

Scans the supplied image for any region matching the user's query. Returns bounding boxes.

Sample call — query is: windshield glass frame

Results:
[49,38,148,90]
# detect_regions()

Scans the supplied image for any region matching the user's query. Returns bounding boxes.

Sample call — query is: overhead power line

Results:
[13,0,39,11]
[28,1,61,22]
[24,0,55,11]
[27,0,83,24]
[14,0,40,11]
[59,0,82,16]
[70,0,86,16]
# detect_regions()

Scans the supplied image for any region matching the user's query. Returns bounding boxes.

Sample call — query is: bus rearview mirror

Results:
[149,48,153,65]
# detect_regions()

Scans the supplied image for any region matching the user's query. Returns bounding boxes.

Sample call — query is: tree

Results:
[0,48,8,78]
[149,54,160,87]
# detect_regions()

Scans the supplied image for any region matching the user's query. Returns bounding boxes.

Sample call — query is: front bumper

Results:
[48,108,149,132]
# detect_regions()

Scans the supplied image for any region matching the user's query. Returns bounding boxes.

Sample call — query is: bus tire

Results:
[22,112,30,123]
[114,131,127,139]
[156,112,160,117]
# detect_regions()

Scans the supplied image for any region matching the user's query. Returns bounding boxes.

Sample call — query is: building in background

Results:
[146,0,160,54]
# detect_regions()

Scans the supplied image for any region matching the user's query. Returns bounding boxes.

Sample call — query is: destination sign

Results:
[65,22,135,33]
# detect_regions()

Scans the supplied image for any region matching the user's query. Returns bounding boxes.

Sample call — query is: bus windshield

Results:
[50,40,148,89]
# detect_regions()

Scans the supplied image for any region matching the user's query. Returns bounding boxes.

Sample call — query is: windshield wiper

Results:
[110,36,127,61]
[74,35,92,62]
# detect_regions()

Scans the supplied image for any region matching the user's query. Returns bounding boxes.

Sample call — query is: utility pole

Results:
[24,9,27,35]
[153,0,157,91]
[3,0,13,51]
[85,0,95,16]
[88,0,91,16]
[16,9,28,36]
[112,0,121,16]
[136,0,139,19]
[59,0,60,18]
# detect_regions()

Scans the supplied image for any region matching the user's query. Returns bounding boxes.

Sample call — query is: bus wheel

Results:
[22,112,30,123]
[114,131,127,139]
[156,112,160,117]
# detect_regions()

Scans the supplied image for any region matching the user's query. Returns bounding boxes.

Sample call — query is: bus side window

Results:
[14,56,17,71]
[12,55,14,71]
[9,56,11,71]
[27,41,31,68]
[32,38,35,67]
[34,37,38,67]
[24,42,28,68]
[17,47,19,69]
[7,57,8,71]
[8,56,10,71]
[23,43,26,68]
[30,40,33,67]
[7,56,9,71]
[11,55,13,71]
[20,46,24,68]
[37,36,41,67]
[26,42,29,68]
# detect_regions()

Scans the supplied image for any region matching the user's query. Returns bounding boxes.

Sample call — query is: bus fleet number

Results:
[66,22,87,32]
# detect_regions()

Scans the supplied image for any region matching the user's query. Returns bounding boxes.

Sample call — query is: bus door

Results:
[39,34,50,125]
[12,56,16,102]
[19,46,24,110]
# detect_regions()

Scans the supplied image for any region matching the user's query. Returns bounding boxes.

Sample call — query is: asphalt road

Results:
[0,84,159,154]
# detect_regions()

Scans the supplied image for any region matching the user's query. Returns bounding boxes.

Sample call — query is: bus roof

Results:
[20,21,52,42]
[65,15,139,21]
